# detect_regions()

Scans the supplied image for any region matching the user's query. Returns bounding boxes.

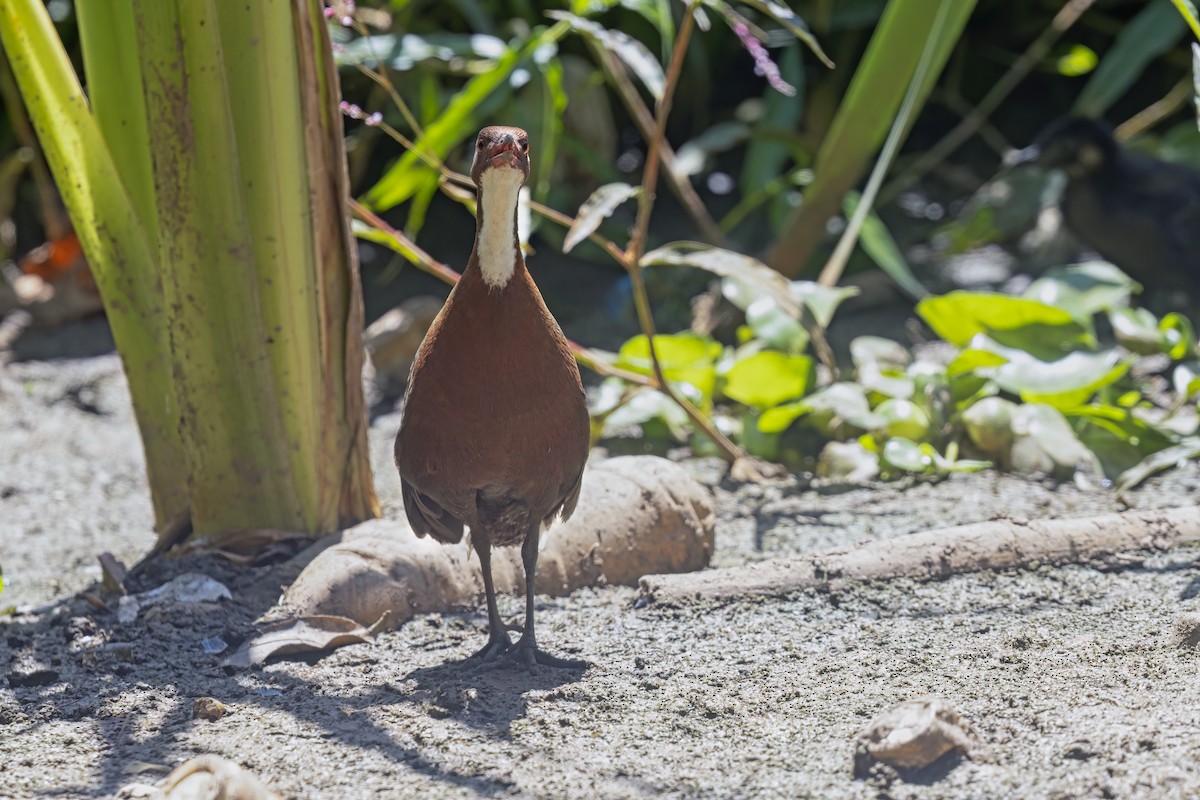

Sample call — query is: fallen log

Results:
[639,506,1200,606]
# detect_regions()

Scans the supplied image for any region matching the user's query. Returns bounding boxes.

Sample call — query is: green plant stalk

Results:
[817,0,952,288]
[0,0,192,537]
[295,0,379,527]
[621,2,747,468]
[76,0,158,251]
[766,0,976,277]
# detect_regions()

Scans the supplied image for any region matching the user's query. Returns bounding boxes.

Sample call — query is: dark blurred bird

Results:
[1009,116,1200,294]
[394,126,591,669]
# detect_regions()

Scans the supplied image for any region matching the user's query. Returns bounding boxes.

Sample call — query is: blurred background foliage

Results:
[1,0,1199,490]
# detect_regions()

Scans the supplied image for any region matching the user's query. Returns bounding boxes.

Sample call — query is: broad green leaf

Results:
[881,437,931,472]
[335,33,507,71]
[859,361,914,400]
[917,291,1093,357]
[843,191,928,299]
[1116,437,1200,497]
[617,333,721,402]
[722,351,813,409]
[1066,404,1176,475]
[547,11,664,99]
[1023,261,1139,323]
[363,23,567,211]
[987,349,1129,409]
[874,398,929,440]
[818,440,880,482]
[601,387,692,440]
[851,336,910,369]
[789,281,859,328]
[1110,306,1167,355]
[962,396,1018,456]
[758,381,882,435]
[646,243,801,317]
[744,297,809,354]
[563,182,639,253]
[1008,403,1100,478]
[1075,0,1186,117]
[947,348,1008,378]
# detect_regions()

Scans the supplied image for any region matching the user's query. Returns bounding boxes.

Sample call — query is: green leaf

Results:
[1008,403,1100,478]
[547,11,664,99]
[758,381,882,435]
[744,297,809,354]
[874,398,930,440]
[645,243,801,317]
[851,336,910,369]
[962,396,1018,456]
[1023,261,1140,323]
[1056,44,1098,77]
[1161,313,1197,361]
[616,333,721,402]
[988,349,1129,409]
[563,182,639,253]
[843,190,928,299]
[722,351,813,409]
[1109,306,1168,355]
[335,33,508,71]
[363,23,568,211]
[947,347,1008,378]
[917,291,1094,357]
[881,437,932,472]
[789,281,859,329]
[1075,0,1186,117]
[1116,437,1200,497]
[601,387,692,441]
[1172,0,1200,38]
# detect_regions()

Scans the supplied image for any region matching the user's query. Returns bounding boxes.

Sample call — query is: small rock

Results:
[855,697,978,776]
[193,697,227,721]
[1170,612,1200,649]
[363,297,443,395]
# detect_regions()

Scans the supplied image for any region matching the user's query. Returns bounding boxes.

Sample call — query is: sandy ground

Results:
[3,342,1200,800]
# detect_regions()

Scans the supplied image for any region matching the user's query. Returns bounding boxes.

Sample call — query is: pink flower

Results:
[732,21,795,97]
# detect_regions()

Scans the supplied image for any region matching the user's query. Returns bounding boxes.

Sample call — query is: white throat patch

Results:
[477,166,524,289]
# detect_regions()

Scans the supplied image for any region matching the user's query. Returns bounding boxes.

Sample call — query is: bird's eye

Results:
[519,139,529,153]
[476,139,486,149]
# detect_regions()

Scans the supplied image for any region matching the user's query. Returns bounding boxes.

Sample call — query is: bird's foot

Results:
[502,640,589,670]
[467,629,513,661]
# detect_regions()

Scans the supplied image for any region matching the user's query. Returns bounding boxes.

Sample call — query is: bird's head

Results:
[471,126,530,187]
[1006,116,1118,177]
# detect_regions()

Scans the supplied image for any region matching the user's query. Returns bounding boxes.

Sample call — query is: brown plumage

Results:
[394,125,591,668]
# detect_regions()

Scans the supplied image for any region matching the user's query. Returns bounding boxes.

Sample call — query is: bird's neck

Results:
[473,168,524,290]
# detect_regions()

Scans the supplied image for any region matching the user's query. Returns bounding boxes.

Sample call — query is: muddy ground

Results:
[3,323,1200,800]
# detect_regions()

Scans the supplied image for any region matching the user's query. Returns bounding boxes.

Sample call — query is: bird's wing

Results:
[552,467,585,525]
[401,478,464,544]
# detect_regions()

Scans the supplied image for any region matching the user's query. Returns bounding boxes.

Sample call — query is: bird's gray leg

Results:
[506,525,588,670]
[468,534,512,660]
